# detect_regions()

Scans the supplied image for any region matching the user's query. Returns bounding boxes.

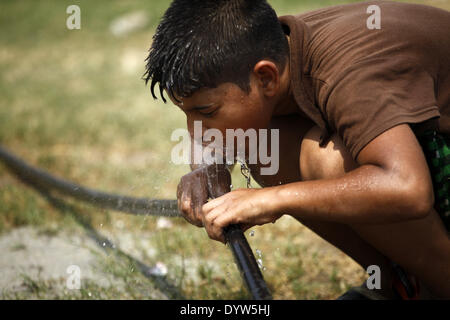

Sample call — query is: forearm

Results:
[270,164,432,225]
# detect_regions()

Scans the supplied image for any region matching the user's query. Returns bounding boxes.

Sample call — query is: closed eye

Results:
[198,106,219,118]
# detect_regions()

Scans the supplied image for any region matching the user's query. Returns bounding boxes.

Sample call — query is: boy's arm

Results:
[275,124,433,223]
[202,124,435,242]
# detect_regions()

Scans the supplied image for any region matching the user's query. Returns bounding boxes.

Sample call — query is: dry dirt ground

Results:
[0,215,367,300]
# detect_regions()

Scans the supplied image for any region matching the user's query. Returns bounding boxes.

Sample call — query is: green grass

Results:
[1,0,448,300]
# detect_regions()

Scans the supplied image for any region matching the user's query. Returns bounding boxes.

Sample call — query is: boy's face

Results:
[167,60,291,163]
[169,61,287,141]
[170,82,273,138]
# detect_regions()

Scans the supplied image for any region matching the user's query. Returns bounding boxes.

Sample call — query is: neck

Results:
[273,87,298,116]
[273,70,299,116]
[273,35,301,116]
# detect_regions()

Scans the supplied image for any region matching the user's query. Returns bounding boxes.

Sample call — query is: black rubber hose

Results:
[0,145,180,217]
[206,164,272,300]
[225,225,273,300]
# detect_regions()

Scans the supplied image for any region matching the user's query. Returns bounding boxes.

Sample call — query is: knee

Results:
[300,126,358,181]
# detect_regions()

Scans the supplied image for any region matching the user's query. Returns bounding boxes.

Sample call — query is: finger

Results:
[214,211,238,231]
[191,184,208,223]
[202,217,226,243]
[203,208,227,243]
[180,192,190,214]
[202,196,226,213]
[207,210,239,243]
[193,204,205,227]
[181,191,203,227]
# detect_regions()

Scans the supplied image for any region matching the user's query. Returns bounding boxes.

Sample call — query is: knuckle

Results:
[181,201,190,212]
[193,220,203,227]
[181,210,192,220]
[205,229,214,240]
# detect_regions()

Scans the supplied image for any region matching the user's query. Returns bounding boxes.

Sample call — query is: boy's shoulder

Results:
[279,1,450,159]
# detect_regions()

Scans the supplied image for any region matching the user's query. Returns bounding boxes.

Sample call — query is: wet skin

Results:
[170,43,450,297]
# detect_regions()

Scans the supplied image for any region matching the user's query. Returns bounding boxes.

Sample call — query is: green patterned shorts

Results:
[417,130,450,231]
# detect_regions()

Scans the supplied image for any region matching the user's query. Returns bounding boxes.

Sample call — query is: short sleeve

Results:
[324,57,440,160]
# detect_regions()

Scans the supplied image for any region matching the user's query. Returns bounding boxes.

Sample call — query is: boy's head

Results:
[144,0,290,133]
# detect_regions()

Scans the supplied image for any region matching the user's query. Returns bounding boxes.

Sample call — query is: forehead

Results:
[168,83,244,108]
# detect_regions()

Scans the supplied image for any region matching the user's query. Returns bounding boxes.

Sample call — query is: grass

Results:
[1,0,448,300]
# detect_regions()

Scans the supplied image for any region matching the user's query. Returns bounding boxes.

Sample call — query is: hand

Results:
[176,168,209,227]
[201,188,282,243]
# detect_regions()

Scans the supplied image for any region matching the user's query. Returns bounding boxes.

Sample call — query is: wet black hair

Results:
[143,0,289,102]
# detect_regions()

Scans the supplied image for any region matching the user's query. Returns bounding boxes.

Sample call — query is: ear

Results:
[253,60,280,97]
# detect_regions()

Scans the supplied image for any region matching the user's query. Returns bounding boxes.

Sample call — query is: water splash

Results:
[148,262,168,276]
[255,249,265,271]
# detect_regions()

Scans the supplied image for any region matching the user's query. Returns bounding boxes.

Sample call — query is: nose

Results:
[187,115,210,139]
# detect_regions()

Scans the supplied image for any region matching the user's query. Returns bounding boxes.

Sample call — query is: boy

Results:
[144,0,450,299]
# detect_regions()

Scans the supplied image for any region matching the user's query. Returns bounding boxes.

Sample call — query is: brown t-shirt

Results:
[279,0,450,160]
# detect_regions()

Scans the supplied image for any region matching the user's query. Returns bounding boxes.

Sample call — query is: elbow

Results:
[400,178,434,220]
[409,194,434,220]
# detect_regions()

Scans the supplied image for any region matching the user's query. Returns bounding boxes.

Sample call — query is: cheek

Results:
[238,104,271,130]
[228,97,269,129]
[212,86,270,132]
[219,108,257,131]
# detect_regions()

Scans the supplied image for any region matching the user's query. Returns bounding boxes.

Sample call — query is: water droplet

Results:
[255,249,264,270]
[250,230,255,237]
[157,217,173,229]
[149,262,168,276]
[257,258,263,269]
